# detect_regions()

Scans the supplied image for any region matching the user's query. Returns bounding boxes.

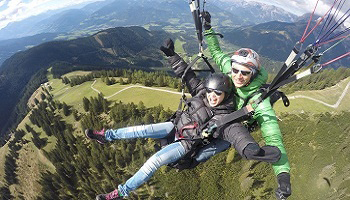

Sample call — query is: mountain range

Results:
[0,33,63,67]
[210,0,297,24]
[220,18,349,67]
[0,0,297,41]
[0,0,299,67]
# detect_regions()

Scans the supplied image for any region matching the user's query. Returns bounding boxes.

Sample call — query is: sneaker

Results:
[85,129,108,144]
[96,189,123,200]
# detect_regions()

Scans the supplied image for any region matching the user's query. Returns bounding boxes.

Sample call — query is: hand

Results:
[201,11,211,30]
[275,172,292,200]
[246,104,254,112]
[160,38,175,57]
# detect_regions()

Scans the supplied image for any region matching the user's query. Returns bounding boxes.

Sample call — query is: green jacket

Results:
[204,28,290,175]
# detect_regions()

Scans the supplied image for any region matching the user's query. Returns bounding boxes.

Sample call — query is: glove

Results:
[275,172,292,200]
[202,11,211,30]
[160,38,175,57]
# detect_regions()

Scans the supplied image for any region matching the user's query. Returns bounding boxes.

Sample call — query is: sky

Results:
[0,0,102,29]
[0,0,349,30]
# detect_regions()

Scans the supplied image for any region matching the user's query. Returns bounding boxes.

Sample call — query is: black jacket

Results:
[168,54,235,152]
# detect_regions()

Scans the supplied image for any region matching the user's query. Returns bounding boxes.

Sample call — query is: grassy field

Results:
[107,86,184,110]
[63,70,91,79]
[174,38,186,54]
[49,72,185,111]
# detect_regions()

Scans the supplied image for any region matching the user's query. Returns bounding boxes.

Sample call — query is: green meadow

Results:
[49,74,184,112]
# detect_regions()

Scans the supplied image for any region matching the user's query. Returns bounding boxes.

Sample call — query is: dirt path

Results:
[288,81,350,108]
[90,80,185,99]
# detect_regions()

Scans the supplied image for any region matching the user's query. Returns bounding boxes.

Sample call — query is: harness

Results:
[174,97,214,143]
[157,94,234,152]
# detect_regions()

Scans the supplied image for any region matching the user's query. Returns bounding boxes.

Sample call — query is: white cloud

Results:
[0,0,7,7]
[0,0,100,29]
[245,0,350,17]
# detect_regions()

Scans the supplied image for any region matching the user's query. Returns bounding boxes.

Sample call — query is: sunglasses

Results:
[205,88,224,96]
[231,68,252,76]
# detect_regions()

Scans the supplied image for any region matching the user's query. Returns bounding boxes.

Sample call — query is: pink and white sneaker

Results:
[85,129,108,144]
[96,189,123,200]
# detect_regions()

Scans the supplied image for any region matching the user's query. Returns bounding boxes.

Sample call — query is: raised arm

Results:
[160,38,204,96]
[202,11,232,74]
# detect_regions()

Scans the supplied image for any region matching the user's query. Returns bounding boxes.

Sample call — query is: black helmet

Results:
[204,73,233,97]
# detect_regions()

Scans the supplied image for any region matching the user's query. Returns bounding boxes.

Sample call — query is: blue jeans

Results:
[105,122,175,140]
[105,122,186,196]
[194,138,231,162]
[118,142,186,196]
[105,122,229,196]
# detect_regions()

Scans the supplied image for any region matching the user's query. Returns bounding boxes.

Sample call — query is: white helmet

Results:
[230,48,261,72]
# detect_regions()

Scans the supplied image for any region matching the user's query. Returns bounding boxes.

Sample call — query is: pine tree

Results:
[156,76,165,87]
[83,97,90,112]
[62,102,70,116]
[34,98,39,105]
[24,123,33,133]
[119,77,125,85]
[4,151,19,185]
[106,77,112,85]
[73,109,80,121]
[0,185,13,200]
[40,93,46,101]
[143,112,154,124]
[110,77,116,85]
[31,130,47,149]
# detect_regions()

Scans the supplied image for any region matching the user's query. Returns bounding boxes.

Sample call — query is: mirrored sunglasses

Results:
[205,88,224,96]
[231,68,252,76]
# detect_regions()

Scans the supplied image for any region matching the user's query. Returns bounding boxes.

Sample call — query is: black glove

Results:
[275,172,292,200]
[160,38,175,57]
[202,11,211,30]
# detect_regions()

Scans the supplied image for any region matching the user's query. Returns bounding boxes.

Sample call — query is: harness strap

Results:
[177,121,198,140]
[203,32,224,38]
[208,106,253,134]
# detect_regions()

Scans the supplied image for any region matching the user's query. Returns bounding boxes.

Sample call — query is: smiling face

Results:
[206,88,225,107]
[231,63,253,88]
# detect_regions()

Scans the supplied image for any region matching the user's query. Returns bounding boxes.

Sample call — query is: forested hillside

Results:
[1,93,349,199]
[1,67,349,199]
[0,26,170,139]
